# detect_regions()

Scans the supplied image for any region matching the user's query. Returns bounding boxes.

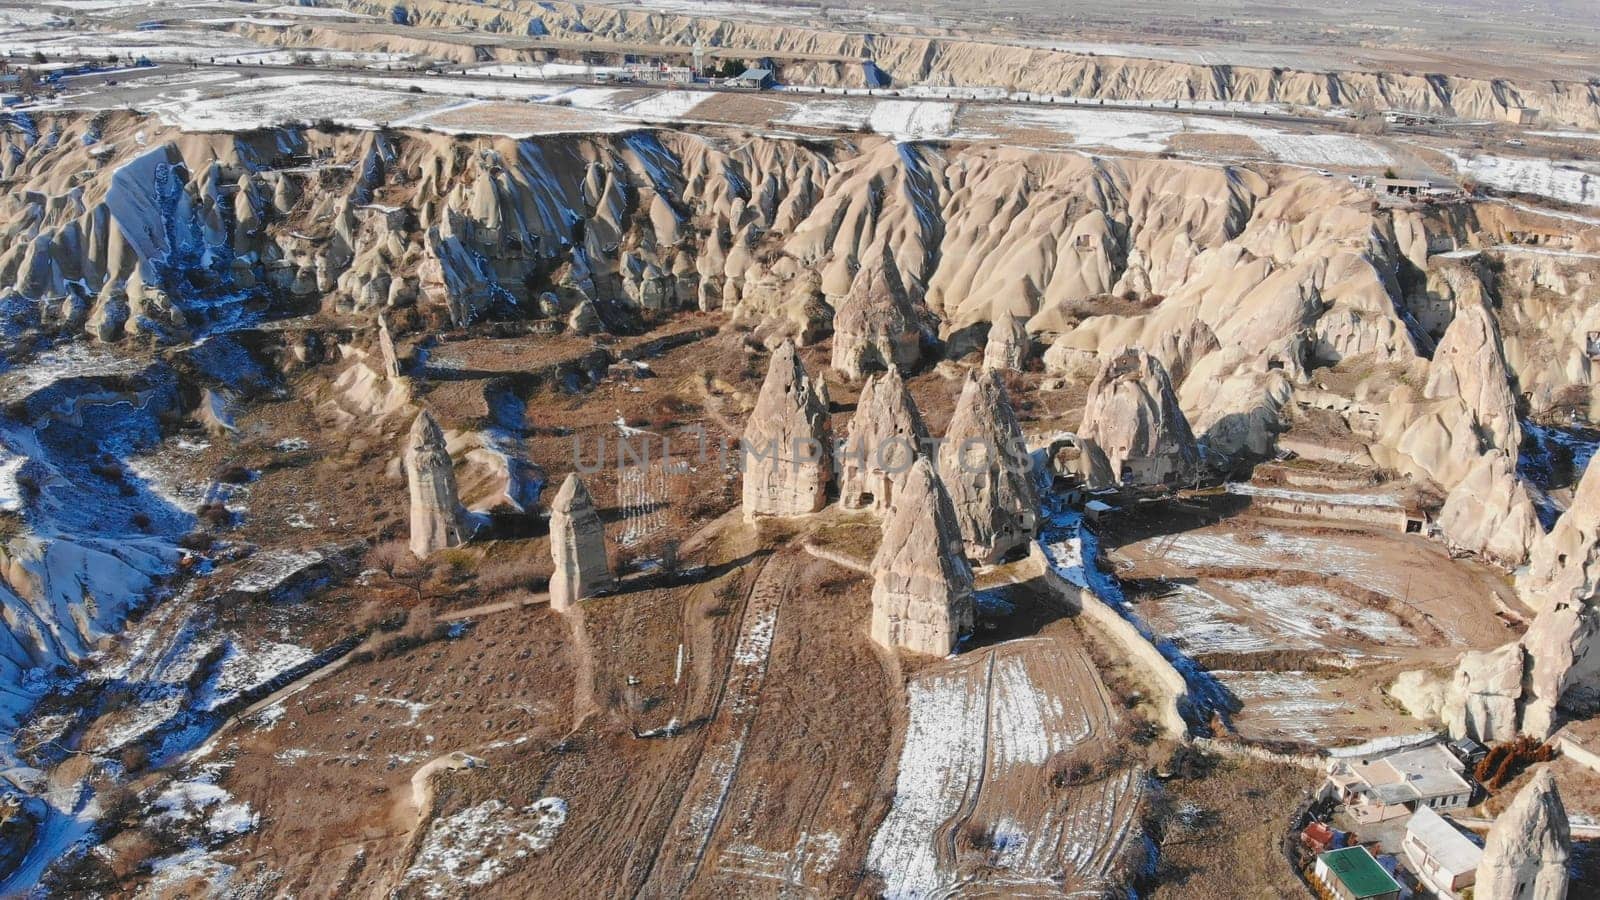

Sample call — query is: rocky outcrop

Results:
[839,365,928,514]
[405,410,471,558]
[742,339,832,519]
[1437,451,1543,569]
[1476,768,1570,900]
[937,369,1038,565]
[869,457,975,656]
[830,262,922,381]
[1425,271,1522,455]
[1521,458,1600,614]
[1521,595,1600,739]
[1075,348,1199,489]
[1443,642,1526,744]
[548,474,615,612]
[982,315,1030,371]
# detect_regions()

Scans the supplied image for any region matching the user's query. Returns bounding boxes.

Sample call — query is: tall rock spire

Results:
[937,369,1038,564]
[840,365,928,514]
[548,473,616,611]
[741,339,832,519]
[1476,768,1570,900]
[870,457,974,655]
[1075,347,1198,489]
[405,410,470,558]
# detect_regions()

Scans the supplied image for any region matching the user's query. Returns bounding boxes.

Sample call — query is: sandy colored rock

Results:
[839,366,928,514]
[982,315,1030,372]
[937,369,1038,565]
[548,474,616,612]
[869,457,975,656]
[1437,451,1542,569]
[1476,768,1570,900]
[741,339,832,519]
[830,261,922,381]
[568,300,603,335]
[404,410,471,558]
[1443,642,1525,744]
[1424,268,1521,455]
[1521,595,1600,739]
[1075,347,1199,489]
[1521,456,1600,613]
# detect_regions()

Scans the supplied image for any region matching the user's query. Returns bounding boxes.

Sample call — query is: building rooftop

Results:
[1319,846,1403,898]
[1346,744,1472,805]
[1405,806,1483,876]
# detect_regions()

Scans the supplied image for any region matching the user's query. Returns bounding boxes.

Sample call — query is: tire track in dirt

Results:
[868,627,1147,898]
[635,547,789,898]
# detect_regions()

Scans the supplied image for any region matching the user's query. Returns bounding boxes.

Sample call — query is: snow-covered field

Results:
[964,107,1186,152]
[617,90,711,120]
[1202,123,1394,166]
[867,640,1123,897]
[1213,670,1346,743]
[1451,152,1600,207]
[777,98,874,131]
[869,100,957,140]
[404,797,568,897]
[1160,530,1390,596]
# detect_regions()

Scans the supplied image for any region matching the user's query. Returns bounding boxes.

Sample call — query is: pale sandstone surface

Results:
[869,457,975,656]
[548,473,616,611]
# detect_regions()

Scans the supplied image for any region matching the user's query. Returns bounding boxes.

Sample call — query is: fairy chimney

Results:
[840,366,928,514]
[831,262,921,381]
[405,410,470,557]
[982,316,1030,371]
[1476,768,1570,900]
[937,369,1038,565]
[1075,347,1199,489]
[742,339,832,518]
[548,473,616,611]
[870,457,975,655]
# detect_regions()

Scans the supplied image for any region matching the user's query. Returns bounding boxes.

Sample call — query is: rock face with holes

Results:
[937,369,1038,565]
[870,457,975,656]
[742,339,832,518]
[840,365,929,514]
[1476,768,1570,900]
[405,410,471,558]
[548,473,615,612]
[1075,347,1199,489]
[982,315,1031,371]
[1521,457,1600,614]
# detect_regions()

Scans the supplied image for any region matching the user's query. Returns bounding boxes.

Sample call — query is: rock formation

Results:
[1521,594,1600,739]
[830,262,921,381]
[982,315,1030,371]
[869,457,975,656]
[937,369,1038,564]
[405,410,471,558]
[1424,274,1522,455]
[1437,451,1543,569]
[548,474,616,612]
[1443,642,1525,744]
[1522,457,1600,613]
[840,365,928,514]
[1075,348,1199,490]
[742,339,832,519]
[1476,769,1570,900]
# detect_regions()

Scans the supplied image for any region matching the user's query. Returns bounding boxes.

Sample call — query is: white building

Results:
[1402,805,1482,898]
[1324,743,1475,823]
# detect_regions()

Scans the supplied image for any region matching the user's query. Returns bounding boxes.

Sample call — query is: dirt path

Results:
[635,548,789,897]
